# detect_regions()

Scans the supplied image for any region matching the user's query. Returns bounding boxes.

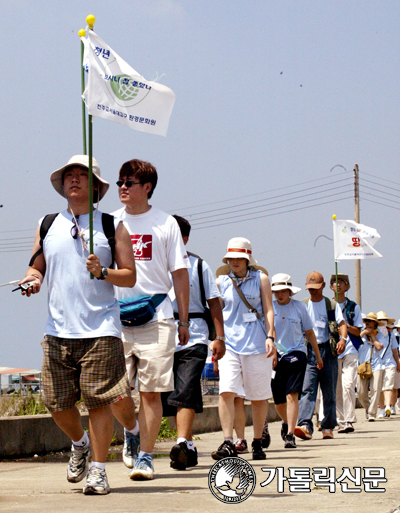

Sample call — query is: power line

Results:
[360,185,400,204]
[361,178,400,195]
[362,171,400,188]
[362,197,400,211]
[183,181,352,220]
[172,171,351,213]
[188,185,349,222]
[192,195,353,230]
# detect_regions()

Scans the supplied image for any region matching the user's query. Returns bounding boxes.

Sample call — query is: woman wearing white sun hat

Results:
[375,312,400,418]
[271,273,323,449]
[211,237,276,462]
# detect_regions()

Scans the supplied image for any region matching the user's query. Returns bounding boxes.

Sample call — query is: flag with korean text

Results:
[333,219,382,260]
[81,31,175,136]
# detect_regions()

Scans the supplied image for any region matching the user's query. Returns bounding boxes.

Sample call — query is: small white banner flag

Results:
[81,31,176,136]
[333,219,382,260]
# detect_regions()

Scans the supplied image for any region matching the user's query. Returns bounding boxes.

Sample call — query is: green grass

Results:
[0,391,49,416]
[158,417,177,440]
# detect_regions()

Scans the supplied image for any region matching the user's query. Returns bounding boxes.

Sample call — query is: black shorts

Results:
[271,350,307,405]
[162,343,208,416]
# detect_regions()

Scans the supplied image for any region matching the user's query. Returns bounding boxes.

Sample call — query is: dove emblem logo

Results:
[208,457,256,503]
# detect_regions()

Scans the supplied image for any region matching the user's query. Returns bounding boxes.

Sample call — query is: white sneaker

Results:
[368,414,376,422]
[378,409,385,419]
[130,454,154,481]
[83,467,110,495]
[385,406,391,417]
[67,444,91,483]
[390,406,396,415]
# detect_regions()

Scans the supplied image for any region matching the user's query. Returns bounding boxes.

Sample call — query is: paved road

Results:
[1,411,399,513]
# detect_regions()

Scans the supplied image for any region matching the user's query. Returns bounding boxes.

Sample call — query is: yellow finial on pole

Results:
[332,214,337,220]
[86,14,95,30]
[78,29,86,37]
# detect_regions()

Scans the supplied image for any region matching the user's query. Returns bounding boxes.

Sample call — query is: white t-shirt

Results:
[273,299,313,356]
[112,206,190,321]
[172,253,220,351]
[305,297,344,344]
[43,210,121,338]
[338,299,363,359]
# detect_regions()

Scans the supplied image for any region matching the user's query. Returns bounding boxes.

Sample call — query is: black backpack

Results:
[29,213,116,267]
[173,252,216,341]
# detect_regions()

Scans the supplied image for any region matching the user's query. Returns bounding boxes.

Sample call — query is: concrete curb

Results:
[0,402,279,458]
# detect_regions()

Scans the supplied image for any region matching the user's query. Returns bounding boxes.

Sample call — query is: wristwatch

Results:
[267,336,275,342]
[216,336,226,342]
[177,321,190,327]
[96,267,108,280]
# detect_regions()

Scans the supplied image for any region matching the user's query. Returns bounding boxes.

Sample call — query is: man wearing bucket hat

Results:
[112,159,190,481]
[329,273,363,434]
[375,311,400,418]
[358,313,385,420]
[18,155,137,495]
[211,237,275,461]
[294,271,347,441]
[271,273,323,449]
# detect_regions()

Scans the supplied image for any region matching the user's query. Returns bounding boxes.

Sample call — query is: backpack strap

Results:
[101,213,116,268]
[29,213,59,267]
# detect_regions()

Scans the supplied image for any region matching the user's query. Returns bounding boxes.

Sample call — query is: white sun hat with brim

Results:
[393,319,400,329]
[271,273,301,295]
[222,237,257,266]
[50,155,109,201]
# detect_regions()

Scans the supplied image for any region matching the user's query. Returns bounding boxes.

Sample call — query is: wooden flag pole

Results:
[332,214,339,302]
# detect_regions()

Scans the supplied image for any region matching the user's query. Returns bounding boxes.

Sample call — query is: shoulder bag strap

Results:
[230,277,261,322]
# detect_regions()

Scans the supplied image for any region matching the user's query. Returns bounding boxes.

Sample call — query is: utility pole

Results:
[354,164,361,308]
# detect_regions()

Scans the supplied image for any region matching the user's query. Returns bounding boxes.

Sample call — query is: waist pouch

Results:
[119,294,167,327]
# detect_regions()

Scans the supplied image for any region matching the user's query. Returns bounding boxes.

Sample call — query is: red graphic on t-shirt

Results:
[131,235,152,260]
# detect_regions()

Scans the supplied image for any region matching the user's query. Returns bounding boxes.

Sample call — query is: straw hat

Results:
[362,312,385,326]
[222,237,257,266]
[216,264,268,277]
[50,155,109,201]
[376,311,396,324]
[271,273,301,295]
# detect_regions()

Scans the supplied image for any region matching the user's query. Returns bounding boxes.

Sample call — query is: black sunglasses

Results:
[116,180,142,188]
[71,216,79,239]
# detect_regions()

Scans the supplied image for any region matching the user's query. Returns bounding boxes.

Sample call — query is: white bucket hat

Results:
[393,319,400,329]
[222,237,257,266]
[271,273,301,295]
[50,155,109,201]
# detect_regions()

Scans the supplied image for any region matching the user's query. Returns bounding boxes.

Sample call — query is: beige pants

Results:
[357,369,384,418]
[336,353,358,427]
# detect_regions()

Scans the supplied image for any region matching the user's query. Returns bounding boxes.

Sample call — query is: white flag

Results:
[81,31,176,137]
[333,219,382,260]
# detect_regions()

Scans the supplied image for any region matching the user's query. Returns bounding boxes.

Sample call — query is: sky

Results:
[1,0,400,369]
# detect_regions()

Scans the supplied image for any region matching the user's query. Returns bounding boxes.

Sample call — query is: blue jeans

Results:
[297,341,338,434]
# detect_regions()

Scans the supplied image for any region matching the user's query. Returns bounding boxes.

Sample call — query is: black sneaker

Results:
[186,447,198,468]
[284,433,297,449]
[170,442,189,470]
[281,422,288,441]
[261,420,271,449]
[252,439,266,460]
[211,440,237,461]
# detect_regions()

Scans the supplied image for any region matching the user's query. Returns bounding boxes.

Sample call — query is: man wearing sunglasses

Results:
[18,155,137,495]
[112,159,190,481]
